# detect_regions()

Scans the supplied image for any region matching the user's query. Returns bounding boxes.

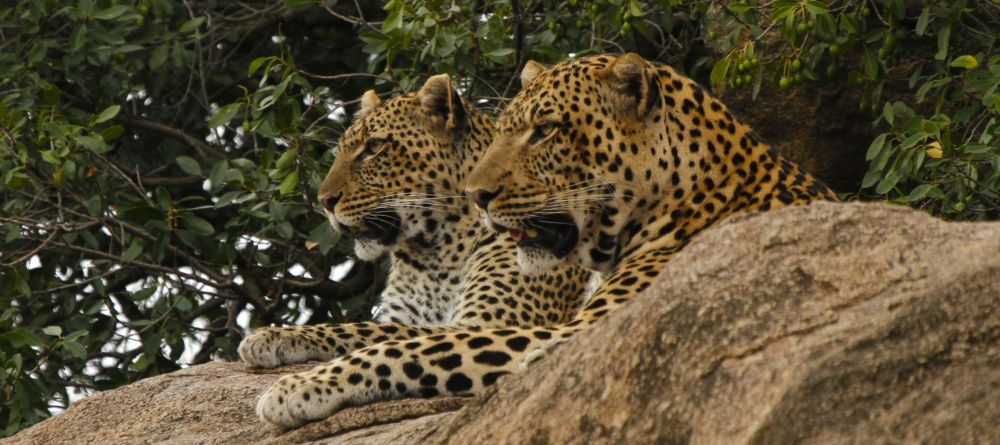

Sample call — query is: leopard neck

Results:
[607,72,834,263]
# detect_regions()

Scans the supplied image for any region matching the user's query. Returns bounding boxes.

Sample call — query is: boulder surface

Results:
[6,202,998,445]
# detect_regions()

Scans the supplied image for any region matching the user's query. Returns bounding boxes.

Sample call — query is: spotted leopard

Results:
[254,53,836,427]
[238,75,592,369]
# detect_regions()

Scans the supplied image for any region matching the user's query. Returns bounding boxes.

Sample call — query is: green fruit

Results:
[797,22,808,33]
[576,19,584,28]
[743,74,752,84]
[751,57,760,67]
[878,47,888,59]
[885,35,896,49]
[790,58,802,71]
[622,22,631,33]
[793,73,803,84]
[862,7,871,18]
[548,22,556,31]
[830,44,841,56]
[826,65,837,78]
[779,77,791,90]
[708,31,717,39]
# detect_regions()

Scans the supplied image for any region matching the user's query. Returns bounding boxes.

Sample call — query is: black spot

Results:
[445,373,474,393]
[419,374,438,386]
[375,364,391,377]
[436,353,463,371]
[347,373,363,385]
[505,336,531,352]
[483,371,510,386]
[421,342,454,355]
[403,362,424,379]
[469,337,493,349]
[473,350,512,366]
[385,348,403,358]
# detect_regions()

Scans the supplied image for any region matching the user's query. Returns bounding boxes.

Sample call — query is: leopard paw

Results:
[239,326,324,368]
[256,370,347,428]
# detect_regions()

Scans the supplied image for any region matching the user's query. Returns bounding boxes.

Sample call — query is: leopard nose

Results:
[319,192,342,212]
[468,188,500,210]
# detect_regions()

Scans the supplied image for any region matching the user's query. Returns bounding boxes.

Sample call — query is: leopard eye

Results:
[358,137,387,161]
[528,122,558,145]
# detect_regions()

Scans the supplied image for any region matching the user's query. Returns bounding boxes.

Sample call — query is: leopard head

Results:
[319,74,477,261]
[466,54,666,273]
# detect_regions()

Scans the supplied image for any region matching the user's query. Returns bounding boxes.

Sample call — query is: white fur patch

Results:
[354,239,388,261]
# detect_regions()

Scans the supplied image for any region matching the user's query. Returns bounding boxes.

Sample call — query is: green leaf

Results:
[279,170,299,195]
[875,172,900,194]
[915,6,930,36]
[42,326,62,337]
[382,9,403,33]
[149,44,169,69]
[866,133,888,161]
[182,214,215,236]
[70,24,87,52]
[935,25,951,61]
[122,240,143,262]
[175,156,202,176]
[275,148,297,170]
[247,56,269,77]
[179,16,205,33]
[710,56,731,87]
[726,2,752,13]
[484,48,515,61]
[882,102,894,126]
[208,103,241,128]
[906,184,939,202]
[75,135,109,153]
[62,340,87,359]
[132,287,157,301]
[949,55,979,70]
[1,328,45,348]
[93,105,120,124]
[93,5,129,20]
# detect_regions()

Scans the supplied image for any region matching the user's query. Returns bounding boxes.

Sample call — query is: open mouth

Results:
[496,213,578,258]
[354,209,402,245]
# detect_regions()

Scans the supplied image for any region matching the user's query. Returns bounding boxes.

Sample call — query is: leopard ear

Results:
[417,74,466,131]
[520,60,548,89]
[357,90,381,118]
[602,53,660,120]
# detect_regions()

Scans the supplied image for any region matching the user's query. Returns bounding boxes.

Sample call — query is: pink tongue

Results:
[510,229,525,242]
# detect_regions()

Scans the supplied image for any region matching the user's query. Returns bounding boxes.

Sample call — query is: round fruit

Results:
[830,44,841,55]
[790,58,802,71]
[779,77,791,90]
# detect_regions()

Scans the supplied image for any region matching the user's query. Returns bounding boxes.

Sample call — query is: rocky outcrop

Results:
[6,202,999,445]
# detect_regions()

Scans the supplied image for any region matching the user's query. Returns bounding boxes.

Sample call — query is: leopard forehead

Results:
[341,94,422,147]
[497,55,616,134]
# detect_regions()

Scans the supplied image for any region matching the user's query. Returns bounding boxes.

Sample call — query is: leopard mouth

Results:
[496,213,578,258]
[354,209,402,245]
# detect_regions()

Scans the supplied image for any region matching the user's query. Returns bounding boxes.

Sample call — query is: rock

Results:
[2,362,466,445]
[431,202,1000,444]
[7,202,999,444]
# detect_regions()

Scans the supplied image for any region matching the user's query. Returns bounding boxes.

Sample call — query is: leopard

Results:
[253,53,837,428]
[238,74,593,369]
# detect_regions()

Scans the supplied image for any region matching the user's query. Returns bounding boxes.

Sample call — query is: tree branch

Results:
[118,115,227,160]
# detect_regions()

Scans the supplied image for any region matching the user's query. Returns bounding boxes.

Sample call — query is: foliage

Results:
[708,0,999,219]
[0,0,384,434]
[1,0,997,437]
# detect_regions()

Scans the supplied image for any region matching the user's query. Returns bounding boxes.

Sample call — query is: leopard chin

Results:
[515,246,565,275]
